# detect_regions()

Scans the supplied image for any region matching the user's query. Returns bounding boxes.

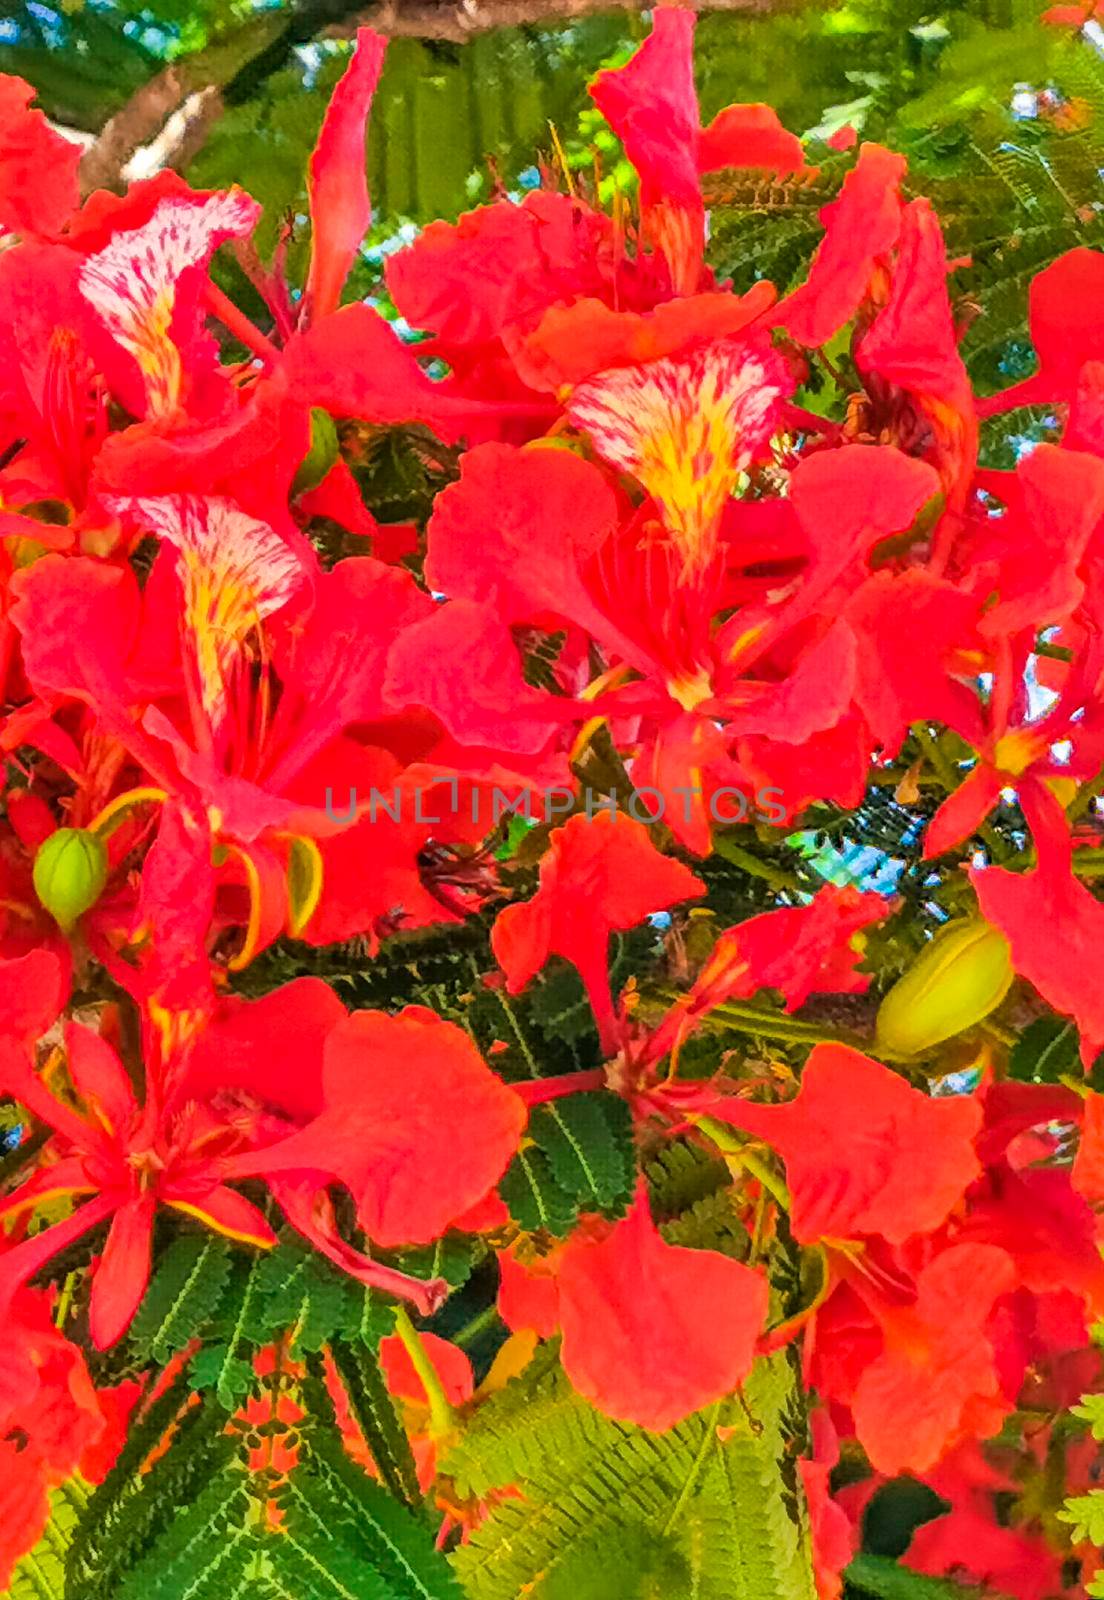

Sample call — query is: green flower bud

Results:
[875,917,1013,1060]
[291,408,340,497]
[33,828,109,930]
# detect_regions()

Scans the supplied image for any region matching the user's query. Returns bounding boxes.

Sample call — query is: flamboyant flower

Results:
[0,961,525,1342]
[643,884,890,1063]
[8,500,449,962]
[0,1009,280,1349]
[419,439,940,848]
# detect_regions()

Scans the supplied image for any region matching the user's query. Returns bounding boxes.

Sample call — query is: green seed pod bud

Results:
[33,828,109,930]
[875,917,1013,1060]
[291,408,340,497]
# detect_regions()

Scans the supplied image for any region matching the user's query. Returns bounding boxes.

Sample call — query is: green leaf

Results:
[1058,1489,1104,1547]
[296,1432,463,1600]
[254,1231,366,1354]
[191,1248,271,1407]
[529,1093,635,1214]
[1071,1393,1104,1443]
[327,1337,424,1511]
[499,1145,579,1237]
[267,1515,394,1600]
[115,1470,257,1600]
[188,1342,257,1409]
[128,1234,232,1364]
[846,1553,1014,1598]
[446,1345,817,1600]
[1009,1015,1081,1083]
[70,1391,240,1598]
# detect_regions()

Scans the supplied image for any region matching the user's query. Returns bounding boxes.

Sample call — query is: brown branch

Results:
[328,0,783,41]
[164,87,227,174]
[78,66,190,198]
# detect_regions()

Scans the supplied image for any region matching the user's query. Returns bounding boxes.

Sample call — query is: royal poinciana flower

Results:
[0,954,526,1343]
[2,10,1104,1593]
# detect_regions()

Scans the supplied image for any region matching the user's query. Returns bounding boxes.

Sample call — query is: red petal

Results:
[924,767,1004,860]
[497,1245,562,1339]
[851,1243,1016,1474]
[424,441,618,629]
[491,811,705,1053]
[589,8,704,290]
[0,948,67,1040]
[698,104,805,174]
[0,76,80,238]
[971,781,1104,1064]
[64,1023,137,1139]
[558,1190,769,1431]
[385,599,575,753]
[229,1009,526,1247]
[183,978,345,1120]
[88,1195,156,1350]
[304,29,387,323]
[845,570,985,757]
[166,1184,277,1248]
[711,1043,981,1244]
[0,1195,116,1317]
[379,1331,474,1407]
[778,144,906,348]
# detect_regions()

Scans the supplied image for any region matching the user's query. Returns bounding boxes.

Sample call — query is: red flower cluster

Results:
[0,8,1103,1596]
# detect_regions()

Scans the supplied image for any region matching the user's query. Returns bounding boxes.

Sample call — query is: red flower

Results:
[558,1187,769,1430]
[645,884,890,1063]
[0,1015,279,1349]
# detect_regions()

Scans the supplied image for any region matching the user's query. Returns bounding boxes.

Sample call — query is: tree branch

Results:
[78,65,190,197]
[328,0,784,41]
